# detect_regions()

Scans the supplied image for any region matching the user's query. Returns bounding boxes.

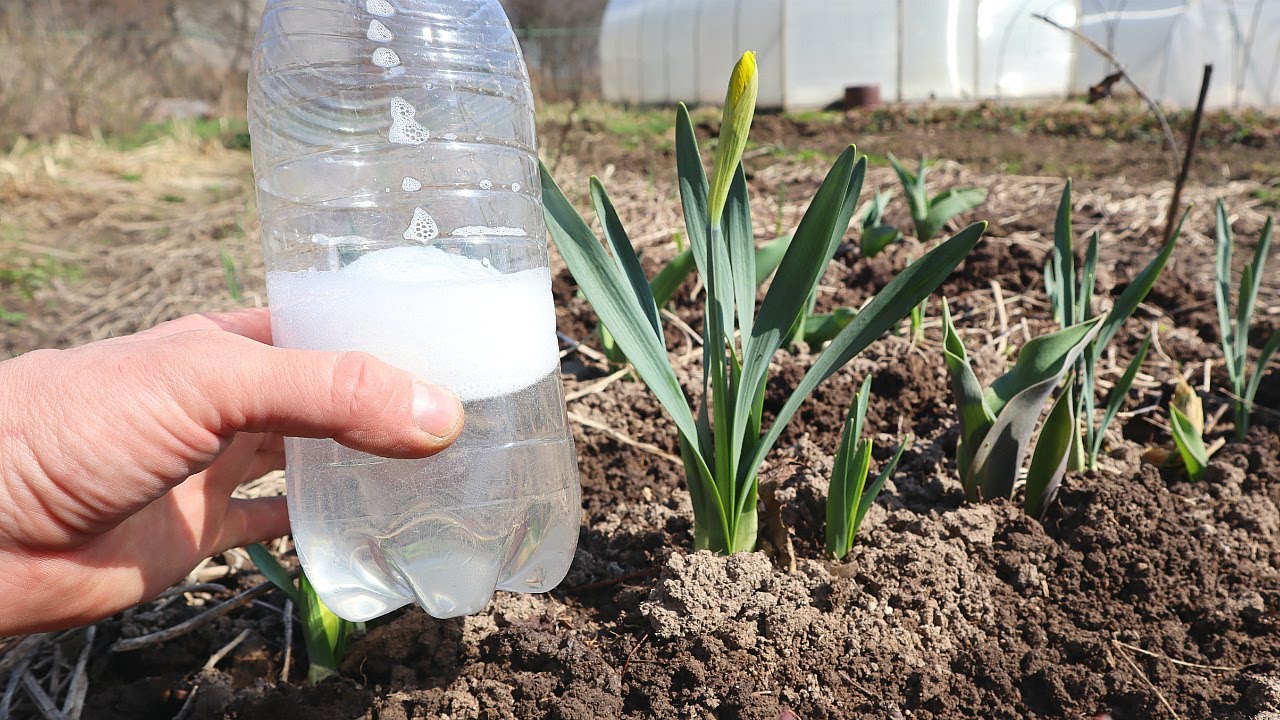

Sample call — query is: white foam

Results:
[452,226,528,238]
[365,0,395,16]
[268,246,560,401]
[511,182,522,192]
[367,19,394,42]
[388,97,428,145]
[401,176,423,192]
[404,207,439,242]
[372,47,401,68]
[479,179,493,190]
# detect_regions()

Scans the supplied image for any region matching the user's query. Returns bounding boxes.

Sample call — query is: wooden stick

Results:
[1163,65,1214,245]
[280,599,294,684]
[20,671,67,720]
[204,629,252,670]
[60,627,94,720]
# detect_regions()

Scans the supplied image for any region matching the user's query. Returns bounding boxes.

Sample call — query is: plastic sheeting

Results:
[599,0,1280,109]
[1074,1,1280,108]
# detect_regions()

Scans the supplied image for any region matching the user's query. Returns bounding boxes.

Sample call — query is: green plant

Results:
[543,52,986,553]
[1214,201,1279,440]
[825,376,909,559]
[859,190,902,257]
[220,245,243,302]
[1044,181,1180,469]
[246,545,354,683]
[942,300,1102,517]
[1168,380,1209,481]
[889,155,987,244]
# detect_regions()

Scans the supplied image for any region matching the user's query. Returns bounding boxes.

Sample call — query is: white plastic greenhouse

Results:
[598,0,1280,110]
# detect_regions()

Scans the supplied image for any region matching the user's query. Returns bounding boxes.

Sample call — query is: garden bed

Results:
[1,113,1278,719]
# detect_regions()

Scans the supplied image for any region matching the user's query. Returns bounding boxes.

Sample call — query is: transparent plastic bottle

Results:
[248,0,580,622]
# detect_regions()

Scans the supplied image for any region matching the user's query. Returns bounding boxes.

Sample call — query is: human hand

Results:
[0,309,464,634]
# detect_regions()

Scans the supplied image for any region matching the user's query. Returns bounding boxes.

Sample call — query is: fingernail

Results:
[413,382,462,438]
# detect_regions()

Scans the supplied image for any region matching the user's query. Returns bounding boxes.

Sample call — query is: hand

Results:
[0,309,464,634]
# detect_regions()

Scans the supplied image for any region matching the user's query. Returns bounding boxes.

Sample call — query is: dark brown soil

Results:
[3,110,1279,720]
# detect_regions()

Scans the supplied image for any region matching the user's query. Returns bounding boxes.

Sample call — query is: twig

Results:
[566,411,680,464]
[1111,638,1241,672]
[619,632,652,682]
[280,599,294,684]
[1112,642,1183,720]
[171,686,199,720]
[21,671,67,720]
[0,635,51,675]
[1,655,34,720]
[112,580,277,652]
[60,626,94,720]
[1163,65,1213,245]
[204,629,252,670]
[989,280,1009,355]
[1033,13,1180,175]
[558,331,607,363]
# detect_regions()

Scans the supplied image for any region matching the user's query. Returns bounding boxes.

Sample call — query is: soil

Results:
[2,109,1280,719]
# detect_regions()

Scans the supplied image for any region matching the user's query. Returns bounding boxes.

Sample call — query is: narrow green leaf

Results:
[591,177,663,342]
[1079,231,1099,325]
[852,436,909,538]
[1092,333,1152,465]
[245,544,300,603]
[987,317,1105,418]
[741,222,987,517]
[1170,404,1209,482]
[888,154,928,234]
[726,163,756,341]
[542,163,702,448]
[1242,326,1280,437]
[1051,181,1076,329]
[1215,200,1239,391]
[826,383,870,560]
[1025,385,1076,518]
[1237,217,1274,394]
[920,187,987,245]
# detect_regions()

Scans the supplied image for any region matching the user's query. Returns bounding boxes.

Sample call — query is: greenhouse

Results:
[599,0,1280,109]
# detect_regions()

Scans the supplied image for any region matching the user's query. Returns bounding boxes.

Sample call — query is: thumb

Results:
[171,331,464,459]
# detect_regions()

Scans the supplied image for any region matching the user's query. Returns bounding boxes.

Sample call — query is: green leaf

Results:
[1170,404,1209,482]
[542,163,701,448]
[942,299,997,497]
[803,308,858,347]
[888,154,928,233]
[969,316,1104,500]
[650,248,697,308]
[1242,326,1280,436]
[1091,332,1152,466]
[1079,231,1099,325]
[920,187,987,245]
[755,234,794,285]
[1024,385,1076,518]
[726,163,757,341]
[1215,201,1239,391]
[861,225,903,258]
[1237,216,1274,395]
[245,544,300,603]
[1052,182,1076,328]
[299,572,352,683]
[852,436,909,538]
[591,178,663,342]
[826,376,873,560]
[740,222,987,517]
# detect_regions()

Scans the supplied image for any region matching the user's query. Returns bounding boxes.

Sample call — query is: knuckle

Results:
[329,351,399,423]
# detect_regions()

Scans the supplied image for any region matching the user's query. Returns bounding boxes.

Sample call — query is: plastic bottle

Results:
[248,0,580,622]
